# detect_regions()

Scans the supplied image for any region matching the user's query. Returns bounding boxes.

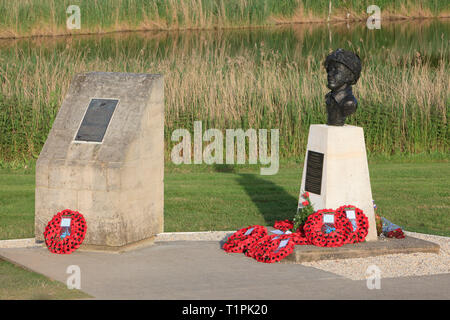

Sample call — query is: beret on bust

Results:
[324,48,362,84]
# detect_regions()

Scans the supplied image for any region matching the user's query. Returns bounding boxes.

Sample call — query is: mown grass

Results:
[0,20,448,164]
[0,258,91,300]
[1,159,449,240]
[0,0,448,38]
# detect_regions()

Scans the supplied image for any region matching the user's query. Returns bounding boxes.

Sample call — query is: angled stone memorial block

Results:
[35,72,164,249]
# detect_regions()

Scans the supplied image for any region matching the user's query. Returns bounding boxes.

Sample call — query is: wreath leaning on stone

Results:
[44,209,87,254]
[336,205,369,244]
[303,209,352,247]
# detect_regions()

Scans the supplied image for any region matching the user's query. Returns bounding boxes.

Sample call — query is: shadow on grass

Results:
[235,173,298,227]
[212,164,235,173]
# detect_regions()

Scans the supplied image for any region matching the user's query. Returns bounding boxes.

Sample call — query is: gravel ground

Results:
[300,231,450,280]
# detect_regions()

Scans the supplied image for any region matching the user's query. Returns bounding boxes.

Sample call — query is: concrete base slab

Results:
[284,236,440,263]
[0,241,449,299]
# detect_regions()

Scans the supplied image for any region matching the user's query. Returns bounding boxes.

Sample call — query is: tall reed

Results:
[0,21,448,163]
[0,0,448,38]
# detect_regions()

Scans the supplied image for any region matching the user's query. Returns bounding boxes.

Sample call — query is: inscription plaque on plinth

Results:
[304,150,324,195]
[75,98,118,143]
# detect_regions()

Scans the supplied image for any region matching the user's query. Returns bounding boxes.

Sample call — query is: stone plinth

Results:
[300,124,377,241]
[35,72,164,248]
[283,236,440,263]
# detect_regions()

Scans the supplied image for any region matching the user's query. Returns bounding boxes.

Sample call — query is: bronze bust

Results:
[324,49,362,126]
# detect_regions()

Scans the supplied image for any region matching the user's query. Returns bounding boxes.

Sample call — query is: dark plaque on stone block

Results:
[305,150,324,195]
[75,98,118,143]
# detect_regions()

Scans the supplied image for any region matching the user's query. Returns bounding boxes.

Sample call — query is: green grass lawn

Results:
[0,259,90,300]
[0,159,448,299]
[1,160,449,239]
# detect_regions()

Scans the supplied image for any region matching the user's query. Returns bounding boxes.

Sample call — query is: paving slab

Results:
[1,241,449,299]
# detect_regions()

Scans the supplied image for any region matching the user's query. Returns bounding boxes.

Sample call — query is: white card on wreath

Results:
[244,227,255,236]
[278,239,290,249]
[270,229,284,235]
[323,214,334,224]
[345,210,356,219]
[61,218,71,227]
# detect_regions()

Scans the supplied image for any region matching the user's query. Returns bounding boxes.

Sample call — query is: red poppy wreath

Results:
[336,205,369,244]
[223,225,268,253]
[44,209,87,254]
[303,209,352,247]
[290,231,310,245]
[273,219,294,232]
[250,234,295,263]
[244,234,270,258]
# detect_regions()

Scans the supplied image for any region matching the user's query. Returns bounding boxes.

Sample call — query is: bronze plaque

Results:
[75,99,118,143]
[304,150,324,195]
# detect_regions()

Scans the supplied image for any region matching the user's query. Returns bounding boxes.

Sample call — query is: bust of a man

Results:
[324,49,362,126]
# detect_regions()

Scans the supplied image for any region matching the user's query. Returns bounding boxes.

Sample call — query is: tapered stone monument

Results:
[35,72,164,250]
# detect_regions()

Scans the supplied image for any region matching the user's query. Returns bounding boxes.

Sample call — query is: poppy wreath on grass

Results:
[303,209,352,247]
[336,205,369,244]
[44,209,87,254]
[251,234,295,263]
[222,225,268,253]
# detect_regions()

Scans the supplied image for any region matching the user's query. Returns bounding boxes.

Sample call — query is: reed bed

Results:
[0,22,448,163]
[0,0,448,39]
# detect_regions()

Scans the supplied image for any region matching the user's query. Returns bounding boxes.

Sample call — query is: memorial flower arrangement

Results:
[44,209,87,254]
[381,217,405,239]
[336,205,369,244]
[291,191,315,233]
[373,200,405,239]
[273,219,293,232]
[223,204,372,263]
[250,234,296,263]
[373,201,383,236]
[303,209,353,247]
[222,225,267,253]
